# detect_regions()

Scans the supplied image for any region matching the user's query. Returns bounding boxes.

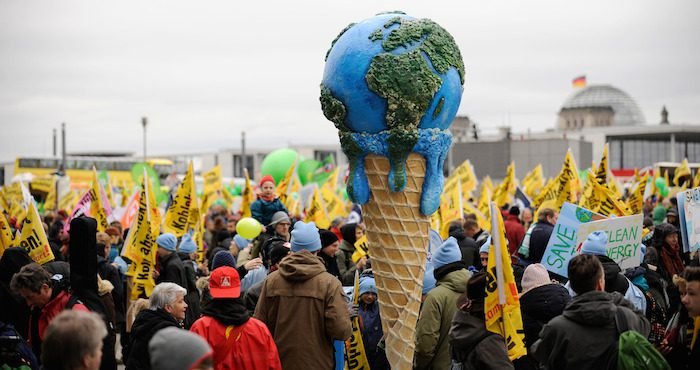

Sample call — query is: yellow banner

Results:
[626,173,648,215]
[485,202,527,361]
[240,168,255,218]
[277,160,298,200]
[123,177,158,300]
[163,162,194,237]
[0,212,15,257]
[203,165,222,197]
[344,271,370,370]
[446,160,479,199]
[594,143,609,185]
[18,202,55,265]
[3,183,22,203]
[580,176,631,217]
[351,234,369,263]
[492,162,516,207]
[194,214,206,264]
[477,184,491,220]
[321,186,345,221]
[674,158,691,186]
[304,187,330,229]
[440,178,463,238]
[9,201,27,228]
[30,175,55,194]
[522,164,544,199]
[90,169,110,232]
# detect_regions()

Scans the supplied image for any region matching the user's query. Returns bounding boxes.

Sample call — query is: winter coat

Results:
[415,268,471,370]
[125,309,181,370]
[254,250,352,370]
[531,290,650,370]
[29,289,89,359]
[449,310,514,370]
[504,215,525,256]
[0,247,33,338]
[520,283,571,349]
[157,252,188,289]
[358,302,389,370]
[251,198,287,227]
[97,255,125,325]
[178,253,202,329]
[336,240,356,286]
[190,298,281,370]
[449,227,480,269]
[320,251,341,281]
[527,221,554,263]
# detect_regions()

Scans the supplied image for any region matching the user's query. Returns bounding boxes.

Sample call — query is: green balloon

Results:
[655,176,666,189]
[260,149,300,184]
[230,183,242,196]
[660,186,669,197]
[297,159,321,185]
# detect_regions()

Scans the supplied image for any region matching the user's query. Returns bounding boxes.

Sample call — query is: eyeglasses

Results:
[480,257,489,262]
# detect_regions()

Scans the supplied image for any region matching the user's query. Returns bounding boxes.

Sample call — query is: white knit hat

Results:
[521,263,552,294]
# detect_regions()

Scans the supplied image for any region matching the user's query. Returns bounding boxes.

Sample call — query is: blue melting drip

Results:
[347,128,451,215]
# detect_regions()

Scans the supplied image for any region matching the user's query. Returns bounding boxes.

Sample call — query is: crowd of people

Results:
[0,174,699,370]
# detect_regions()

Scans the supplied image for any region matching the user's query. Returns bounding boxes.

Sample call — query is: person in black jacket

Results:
[523,208,557,264]
[176,234,201,329]
[318,229,341,280]
[448,221,480,270]
[125,283,187,370]
[155,233,188,289]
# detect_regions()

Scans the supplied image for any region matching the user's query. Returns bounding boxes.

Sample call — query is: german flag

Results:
[572,75,586,88]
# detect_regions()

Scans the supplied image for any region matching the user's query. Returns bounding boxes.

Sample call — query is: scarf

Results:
[259,193,276,202]
[660,245,684,277]
[202,298,250,326]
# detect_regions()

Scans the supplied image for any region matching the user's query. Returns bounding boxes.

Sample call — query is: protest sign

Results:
[575,214,644,271]
[540,202,605,277]
[678,187,700,253]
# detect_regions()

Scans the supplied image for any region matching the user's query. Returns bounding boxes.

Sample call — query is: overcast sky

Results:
[1,0,699,163]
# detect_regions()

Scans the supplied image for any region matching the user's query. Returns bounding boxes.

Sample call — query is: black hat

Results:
[319,230,339,249]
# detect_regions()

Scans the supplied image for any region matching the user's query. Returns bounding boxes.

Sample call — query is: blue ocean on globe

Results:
[322,13,463,133]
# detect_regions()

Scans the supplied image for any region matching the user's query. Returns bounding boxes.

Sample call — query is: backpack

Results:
[614,307,670,370]
[0,321,37,370]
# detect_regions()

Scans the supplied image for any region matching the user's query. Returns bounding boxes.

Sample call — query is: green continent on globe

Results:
[320,85,349,131]
[576,207,593,222]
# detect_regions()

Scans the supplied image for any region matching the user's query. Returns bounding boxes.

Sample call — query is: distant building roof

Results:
[560,84,646,126]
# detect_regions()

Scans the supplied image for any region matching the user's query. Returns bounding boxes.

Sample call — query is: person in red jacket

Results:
[10,263,89,360]
[190,266,281,370]
[504,206,525,256]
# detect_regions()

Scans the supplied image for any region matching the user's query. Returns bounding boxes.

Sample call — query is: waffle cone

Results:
[363,153,430,370]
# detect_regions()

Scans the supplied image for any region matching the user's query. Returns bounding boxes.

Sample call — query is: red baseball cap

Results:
[209,267,241,299]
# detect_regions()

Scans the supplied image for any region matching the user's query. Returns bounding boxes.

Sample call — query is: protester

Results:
[0,246,34,339]
[41,310,107,370]
[125,283,188,370]
[522,208,556,264]
[504,206,525,256]
[680,267,700,366]
[254,221,351,370]
[149,327,213,370]
[354,276,389,370]
[449,272,513,369]
[653,224,686,314]
[190,266,281,370]
[520,207,534,230]
[463,218,490,248]
[177,233,202,329]
[199,250,262,310]
[337,223,366,286]
[251,175,288,226]
[244,244,290,312]
[448,220,480,269]
[518,263,570,370]
[10,263,89,359]
[315,229,340,279]
[251,211,291,260]
[415,237,471,370]
[532,254,650,369]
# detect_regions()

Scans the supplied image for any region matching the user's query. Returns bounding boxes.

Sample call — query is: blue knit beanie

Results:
[432,237,462,270]
[359,277,377,296]
[290,221,321,253]
[423,262,436,295]
[581,230,608,256]
[156,233,177,252]
[233,234,250,249]
[178,234,197,254]
[212,250,236,270]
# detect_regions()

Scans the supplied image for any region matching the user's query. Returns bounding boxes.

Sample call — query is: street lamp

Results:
[142,117,148,162]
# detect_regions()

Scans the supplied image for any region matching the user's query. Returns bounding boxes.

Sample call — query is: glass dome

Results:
[560,85,646,126]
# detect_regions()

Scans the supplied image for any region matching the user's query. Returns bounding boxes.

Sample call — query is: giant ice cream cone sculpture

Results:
[321,12,464,369]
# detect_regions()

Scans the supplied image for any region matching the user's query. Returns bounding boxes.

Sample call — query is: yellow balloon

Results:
[237,217,262,239]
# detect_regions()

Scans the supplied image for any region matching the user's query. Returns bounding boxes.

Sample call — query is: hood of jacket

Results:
[278,250,327,282]
[598,255,629,295]
[202,298,250,326]
[0,247,33,283]
[339,239,355,253]
[561,290,617,327]
[436,268,470,294]
[520,283,571,322]
[131,308,180,338]
[450,309,490,352]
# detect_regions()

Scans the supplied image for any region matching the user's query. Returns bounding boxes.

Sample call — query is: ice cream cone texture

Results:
[321,11,464,370]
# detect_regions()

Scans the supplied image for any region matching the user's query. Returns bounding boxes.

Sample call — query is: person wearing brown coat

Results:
[254,221,352,370]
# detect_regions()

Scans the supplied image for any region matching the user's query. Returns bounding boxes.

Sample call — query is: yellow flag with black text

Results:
[305,187,331,229]
[674,158,691,186]
[241,168,255,218]
[492,162,516,207]
[163,162,194,237]
[440,178,463,238]
[344,271,370,370]
[123,176,158,301]
[595,143,609,185]
[0,211,15,257]
[627,173,648,215]
[18,202,55,265]
[90,169,110,232]
[522,164,544,199]
[485,202,527,361]
[351,234,369,263]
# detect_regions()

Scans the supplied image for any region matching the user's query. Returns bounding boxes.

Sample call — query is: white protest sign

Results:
[575,214,644,271]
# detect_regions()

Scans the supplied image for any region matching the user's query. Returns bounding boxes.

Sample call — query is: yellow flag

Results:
[321,186,345,221]
[344,271,371,370]
[9,201,27,227]
[534,150,578,213]
[278,161,299,207]
[194,214,206,264]
[485,202,527,361]
[0,211,15,257]
[463,201,490,232]
[240,168,255,218]
[482,176,494,196]
[18,202,55,265]
[351,234,369,263]
[477,184,491,220]
[304,187,331,229]
[627,174,648,215]
[608,177,622,199]
[440,178,463,238]
[581,178,631,217]
[522,164,544,199]
[30,175,54,194]
[0,191,9,212]
[44,179,57,211]
[203,165,223,198]
[447,160,479,198]
[145,171,162,236]
[123,176,158,301]
[595,143,609,185]
[674,158,691,186]
[492,162,516,207]
[664,170,670,194]
[325,167,340,192]
[163,162,195,237]
[90,169,110,232]
[104,176,116,209]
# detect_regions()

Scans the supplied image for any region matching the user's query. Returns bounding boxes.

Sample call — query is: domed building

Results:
[557,84,646,130]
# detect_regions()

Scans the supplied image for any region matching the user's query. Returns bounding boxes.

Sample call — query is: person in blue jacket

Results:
[251,175,287,227]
